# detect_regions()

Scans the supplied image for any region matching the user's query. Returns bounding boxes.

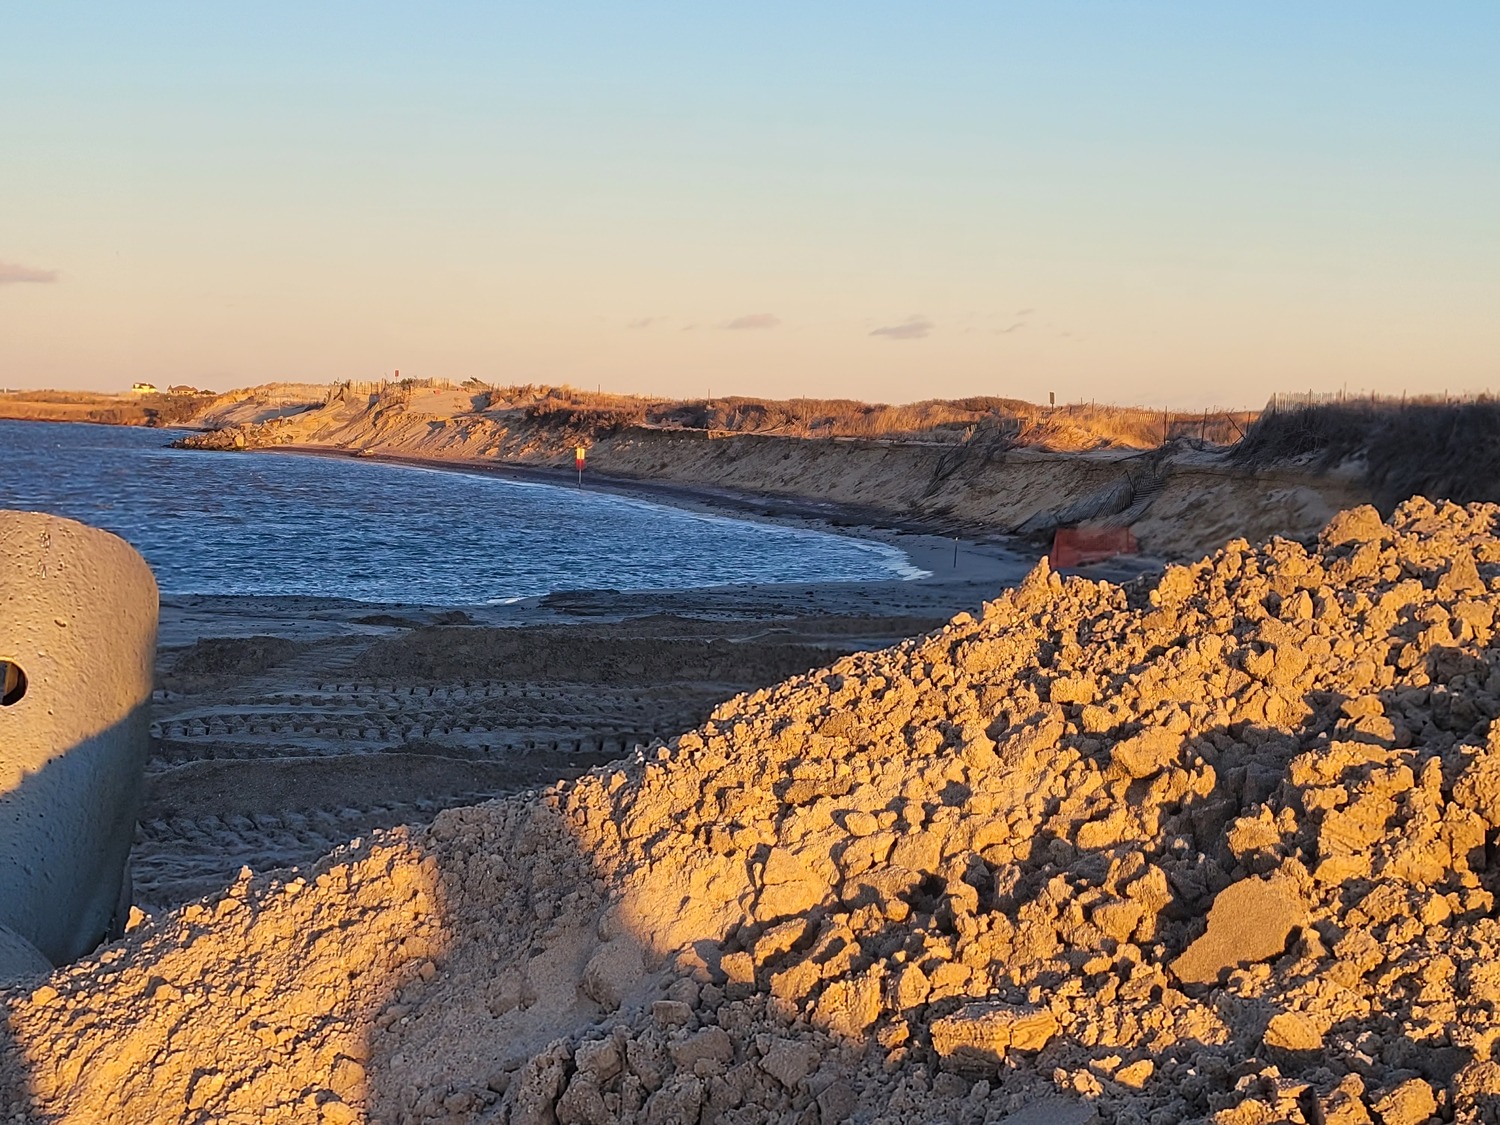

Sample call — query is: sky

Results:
[2,3,1497,408]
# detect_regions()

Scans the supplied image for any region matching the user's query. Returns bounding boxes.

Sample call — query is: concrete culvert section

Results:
[0,510,157,984]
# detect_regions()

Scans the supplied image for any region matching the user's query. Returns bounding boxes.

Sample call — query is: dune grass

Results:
[456,383,1253,451]
[1233,396,1500,507]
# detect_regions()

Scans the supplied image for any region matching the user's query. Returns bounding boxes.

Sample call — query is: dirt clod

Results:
[1169,875,1309,986]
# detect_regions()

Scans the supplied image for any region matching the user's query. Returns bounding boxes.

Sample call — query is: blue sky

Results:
[2,3,1496,406]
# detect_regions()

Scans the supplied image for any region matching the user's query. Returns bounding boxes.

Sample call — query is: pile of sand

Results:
[5,498,1500,1124]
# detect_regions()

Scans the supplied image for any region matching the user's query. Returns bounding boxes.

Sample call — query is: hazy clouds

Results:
[870,316,932,341]
[0,261,58,285]
[722,313,781,330]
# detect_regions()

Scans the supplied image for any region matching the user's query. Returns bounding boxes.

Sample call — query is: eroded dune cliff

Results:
[177,384,1364,561]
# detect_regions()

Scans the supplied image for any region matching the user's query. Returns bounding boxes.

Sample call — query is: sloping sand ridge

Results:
[6,499,1500,1123]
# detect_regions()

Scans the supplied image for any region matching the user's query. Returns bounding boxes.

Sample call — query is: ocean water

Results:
[0,420,919,604]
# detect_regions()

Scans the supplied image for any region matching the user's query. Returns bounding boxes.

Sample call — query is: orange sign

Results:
[575,445,586,471]
[1049,527,1138,568]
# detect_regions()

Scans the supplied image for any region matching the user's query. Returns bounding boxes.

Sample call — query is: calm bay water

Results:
[0,420,918,604]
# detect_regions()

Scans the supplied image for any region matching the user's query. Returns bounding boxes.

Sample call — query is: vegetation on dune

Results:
[423,381,1255,451]
[0,388,212,428]
[1233,395,1500,509]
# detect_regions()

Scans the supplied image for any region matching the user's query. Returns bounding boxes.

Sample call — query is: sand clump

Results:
[6,497,1500,1123]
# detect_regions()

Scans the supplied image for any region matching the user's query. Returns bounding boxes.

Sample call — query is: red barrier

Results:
[1050,527,1138,568]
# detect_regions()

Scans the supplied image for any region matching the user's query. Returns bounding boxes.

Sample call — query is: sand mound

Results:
[6,498,1500,1124]
[164,635,304,687]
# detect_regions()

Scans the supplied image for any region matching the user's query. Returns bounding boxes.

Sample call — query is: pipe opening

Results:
[0,661,26,706]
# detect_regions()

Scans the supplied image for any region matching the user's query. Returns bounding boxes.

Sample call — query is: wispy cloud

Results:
[0,261,58,285]
[721,313,781,330]
[626,316,662,329]
[993,306,1035,334]
[870,315,933,341]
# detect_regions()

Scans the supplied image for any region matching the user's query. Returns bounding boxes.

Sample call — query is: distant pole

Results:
[575,445,586,489]
[953,537,959,569]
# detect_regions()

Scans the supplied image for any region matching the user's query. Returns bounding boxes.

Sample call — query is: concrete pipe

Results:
[0,511,157,985]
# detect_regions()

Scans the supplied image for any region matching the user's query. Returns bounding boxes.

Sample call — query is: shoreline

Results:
[2,418,1165,643]
[272,442,1005,562]
[146,444,1164,651]
[265,442,1162,585]
[148,441,1165,648]
[0,414,1168,656]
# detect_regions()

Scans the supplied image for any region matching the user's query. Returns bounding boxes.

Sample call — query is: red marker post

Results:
[575,445,586,489]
